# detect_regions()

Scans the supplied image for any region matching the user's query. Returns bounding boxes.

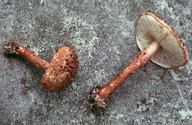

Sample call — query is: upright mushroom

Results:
[4,42,78,91]
[88,11,189,108]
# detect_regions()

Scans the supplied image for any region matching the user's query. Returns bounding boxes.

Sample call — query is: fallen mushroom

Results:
[4,42,78,91]
[87,11,189,108]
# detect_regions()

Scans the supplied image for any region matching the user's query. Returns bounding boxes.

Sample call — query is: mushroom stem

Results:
[4,42,49,69]
[89,41,160,108]
[100,41,160,98]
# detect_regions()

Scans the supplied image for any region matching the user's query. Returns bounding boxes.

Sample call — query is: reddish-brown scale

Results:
[41,46,79,90]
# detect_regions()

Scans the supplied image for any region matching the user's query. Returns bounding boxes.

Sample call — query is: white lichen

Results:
[179,110,192,120]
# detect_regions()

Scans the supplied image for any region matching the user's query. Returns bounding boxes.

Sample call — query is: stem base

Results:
[88,86,111,109]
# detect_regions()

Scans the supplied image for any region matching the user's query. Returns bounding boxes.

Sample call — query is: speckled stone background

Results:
[0,0,192,124]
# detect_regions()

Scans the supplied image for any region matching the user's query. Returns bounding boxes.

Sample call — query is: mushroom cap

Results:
[136,11,188,68]
[41,46,78,91]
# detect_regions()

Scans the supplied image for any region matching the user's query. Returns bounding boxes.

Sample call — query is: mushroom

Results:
[4,42,78,91]
[87,11,189,108]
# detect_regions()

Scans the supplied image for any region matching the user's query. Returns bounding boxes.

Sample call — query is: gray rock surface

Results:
[0,0,192,124]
